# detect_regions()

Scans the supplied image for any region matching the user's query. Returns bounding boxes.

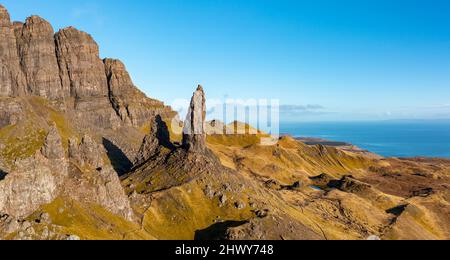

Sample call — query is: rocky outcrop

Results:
[337,176,373,194]
[0,99,23,128]
[93,167,135,221]
[0,125,68,218]
[55,27,108,99]
[104,59,133,125]
[41,124,65,160]
[104,58,173,127]
[0,5,26,97]
[134,115,172,166]
[68,134,134,221]
[14,16,67,100]
[69,135,104,169]
[0,154,58,218]
[182,85,207,152]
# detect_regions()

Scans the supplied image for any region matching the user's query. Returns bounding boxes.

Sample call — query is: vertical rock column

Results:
[182,85,207,152]
[0,5,26,97]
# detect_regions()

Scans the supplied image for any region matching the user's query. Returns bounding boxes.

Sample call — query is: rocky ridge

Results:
[0,5,173,130]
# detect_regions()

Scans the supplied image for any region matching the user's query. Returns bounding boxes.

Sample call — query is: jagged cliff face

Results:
[14,16,67,100]
[0,5,26,97]
[55,26,108,99]
[0,5,173,130]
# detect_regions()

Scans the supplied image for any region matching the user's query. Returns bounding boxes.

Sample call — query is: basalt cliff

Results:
[0,5,449,240]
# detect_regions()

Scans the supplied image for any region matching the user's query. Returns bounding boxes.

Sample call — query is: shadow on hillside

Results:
[102,138,133,176]
[194,220,248,240]
[386,204,408,216]
[154,115,175,151]
[0,169,7,181]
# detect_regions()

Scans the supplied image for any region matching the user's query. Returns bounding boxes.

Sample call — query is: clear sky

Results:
[3,0,450,121]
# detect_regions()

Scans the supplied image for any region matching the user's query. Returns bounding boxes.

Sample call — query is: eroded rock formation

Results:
[55,27,108,99]
[1,4,174,132]
[69,135,105,169]
[0,124,67,218]
[0,5,26,97]
[41,124,65,160]
[67,134,134,221]
[182,85,207,152]
[134,115,172,166]
[104,58,171,127]
[14,16,66,100]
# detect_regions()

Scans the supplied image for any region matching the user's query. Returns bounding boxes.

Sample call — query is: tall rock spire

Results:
[182,85,207,152]
[0,4,26,97]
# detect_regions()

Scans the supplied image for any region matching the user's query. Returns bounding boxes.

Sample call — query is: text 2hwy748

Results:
[175,244,275,257]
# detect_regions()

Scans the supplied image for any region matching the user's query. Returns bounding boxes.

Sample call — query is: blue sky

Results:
[3,0,450,121]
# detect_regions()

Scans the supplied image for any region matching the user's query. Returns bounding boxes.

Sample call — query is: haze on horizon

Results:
[3,0,450,122]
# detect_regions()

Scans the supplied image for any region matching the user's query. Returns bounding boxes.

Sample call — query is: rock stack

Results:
[182,85,207,152]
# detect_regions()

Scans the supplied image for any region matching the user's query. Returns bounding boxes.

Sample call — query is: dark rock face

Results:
[104,58,173,127]
[134,115,173,166]
[0,5,26,97]
[182,85,207,152]
[14,16,67,100]
[104,58,134,125]
[55,27,108,99]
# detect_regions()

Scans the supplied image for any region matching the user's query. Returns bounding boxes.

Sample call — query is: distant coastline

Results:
[281,120,450,158]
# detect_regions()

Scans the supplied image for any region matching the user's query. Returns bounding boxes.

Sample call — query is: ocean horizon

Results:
[281,120,450,158]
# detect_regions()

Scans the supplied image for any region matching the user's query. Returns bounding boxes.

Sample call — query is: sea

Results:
[280,120,450,158]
